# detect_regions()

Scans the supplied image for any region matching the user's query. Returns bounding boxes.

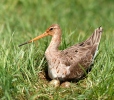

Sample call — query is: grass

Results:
[0,0,114,100]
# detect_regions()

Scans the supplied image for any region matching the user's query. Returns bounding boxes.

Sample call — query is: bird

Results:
[19,24,103,82]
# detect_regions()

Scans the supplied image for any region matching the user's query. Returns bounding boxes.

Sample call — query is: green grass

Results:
[0,0,114,100]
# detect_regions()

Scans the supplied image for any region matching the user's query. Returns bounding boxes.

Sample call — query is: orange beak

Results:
[19,32,49,47]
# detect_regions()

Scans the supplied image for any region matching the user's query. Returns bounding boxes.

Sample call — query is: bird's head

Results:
[19,24,61,47]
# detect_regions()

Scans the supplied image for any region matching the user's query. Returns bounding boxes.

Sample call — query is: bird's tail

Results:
[85,26,103,45]
[85,27,103,59]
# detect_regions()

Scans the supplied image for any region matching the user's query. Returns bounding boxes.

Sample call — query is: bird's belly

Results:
[48,64,71,81]
[48,67,58,79]
[45,51,70,81]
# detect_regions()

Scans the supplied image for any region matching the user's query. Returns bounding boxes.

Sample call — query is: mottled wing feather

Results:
[61,44,93,79]
[60,27,103,80]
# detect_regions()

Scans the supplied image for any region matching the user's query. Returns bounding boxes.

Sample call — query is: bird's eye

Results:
[49,28,53,31]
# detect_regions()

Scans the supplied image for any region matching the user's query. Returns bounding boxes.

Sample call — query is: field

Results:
[0,0,114,100]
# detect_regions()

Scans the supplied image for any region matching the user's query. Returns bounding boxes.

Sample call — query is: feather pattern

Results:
[61,27,103,80]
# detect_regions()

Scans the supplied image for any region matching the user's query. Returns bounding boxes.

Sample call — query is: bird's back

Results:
[60,27,103,80]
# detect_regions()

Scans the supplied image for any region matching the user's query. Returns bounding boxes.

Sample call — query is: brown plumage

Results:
[19,24,103,81]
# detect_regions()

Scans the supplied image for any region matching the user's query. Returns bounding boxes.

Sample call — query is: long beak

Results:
[19,32,49,47]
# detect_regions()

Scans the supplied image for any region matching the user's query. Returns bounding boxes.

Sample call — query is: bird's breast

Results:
[45,50,71,81]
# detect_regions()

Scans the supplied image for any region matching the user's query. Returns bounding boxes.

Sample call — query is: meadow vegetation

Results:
[0,0,114,100]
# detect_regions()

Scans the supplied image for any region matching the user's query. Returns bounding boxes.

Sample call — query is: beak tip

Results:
[18,42,29,47]
[18,44,22,47]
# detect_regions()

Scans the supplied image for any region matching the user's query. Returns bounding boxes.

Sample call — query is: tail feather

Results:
[83,26,103,58]
[85,26,103,46]
[89,27,103,58]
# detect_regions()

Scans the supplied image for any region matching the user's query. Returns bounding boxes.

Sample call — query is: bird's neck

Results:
[47,34,61,51]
